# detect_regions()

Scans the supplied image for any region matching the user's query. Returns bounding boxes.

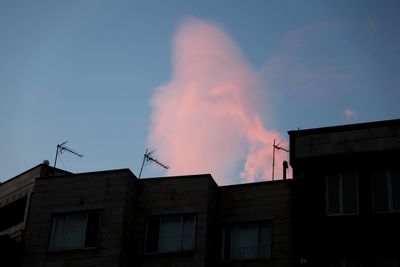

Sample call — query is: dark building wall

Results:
[289,121,400,161]
[132,174,219,267]
[289,119,400,266]
[10,166,293,267]
[219,180,293,267]
[21,169,136,267]
[0,164,69,242]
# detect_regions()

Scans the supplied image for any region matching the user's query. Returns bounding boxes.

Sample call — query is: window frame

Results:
[48,210,101,252]
[325,171,359,216]
[221,221,272,261]
[144,214,196,254]
[372,169,400,214]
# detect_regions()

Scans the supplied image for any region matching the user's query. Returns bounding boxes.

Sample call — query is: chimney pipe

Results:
[283,161,288,180]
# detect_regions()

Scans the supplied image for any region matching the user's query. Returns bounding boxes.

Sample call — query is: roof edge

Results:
[288,118,400,136]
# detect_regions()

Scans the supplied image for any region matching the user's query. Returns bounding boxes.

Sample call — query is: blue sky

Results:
[1,0,399,182]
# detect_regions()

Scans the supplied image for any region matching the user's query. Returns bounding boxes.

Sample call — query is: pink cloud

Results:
[343,108,357,120]
[148,17,288,185]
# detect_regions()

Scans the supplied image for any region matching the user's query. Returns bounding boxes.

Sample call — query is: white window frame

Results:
[325,171,359,216]
[372,169,400,213]
[144,214,196,254]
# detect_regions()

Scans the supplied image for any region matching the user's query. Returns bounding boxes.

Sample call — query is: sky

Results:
[1,0,399,184]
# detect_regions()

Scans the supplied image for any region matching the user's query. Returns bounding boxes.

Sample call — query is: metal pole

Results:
[138,148,148,179]
[272,139,275,181]
[54,144,60,167]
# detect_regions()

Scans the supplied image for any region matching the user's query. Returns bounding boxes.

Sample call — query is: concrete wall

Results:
[21,169,136,267]
[219,180,293,267]
[291,123,400,159]
[15,168,293,267]
[0,164,68,241]
[133,175,219,267]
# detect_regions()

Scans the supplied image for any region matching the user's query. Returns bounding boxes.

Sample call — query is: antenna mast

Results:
[138,148,169,178]
[54,141,83,168]
[272,139,289,181]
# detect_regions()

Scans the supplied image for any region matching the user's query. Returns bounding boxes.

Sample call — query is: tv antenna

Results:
[138,148,169,178]
[54,141,83,168]
[272,139,289,181]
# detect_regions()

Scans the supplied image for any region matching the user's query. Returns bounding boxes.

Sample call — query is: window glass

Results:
[50,216,66,251]
[159,217,181,252]
[372,170,389,212]
[327,173,340,214]
[64,213,86,249]
[232,224,258,259]
[258,223,271,258]
[342,171,358,214]
[144,215,196,253]
[182,216,195,251]
[49,211,100,251]
[223,222,271,261]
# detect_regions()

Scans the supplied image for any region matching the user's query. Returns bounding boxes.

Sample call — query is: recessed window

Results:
[144,215,195,253]
[0,196,28,232]
[372,169,400,213]
[49,211,101,251]
[222,222,271,261]
[326,171,358,215]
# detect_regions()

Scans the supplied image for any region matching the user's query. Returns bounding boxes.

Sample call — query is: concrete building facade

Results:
[0,164,69,267]
[289,119,400,267]
[2,118,399,267]
[1,167,293,267]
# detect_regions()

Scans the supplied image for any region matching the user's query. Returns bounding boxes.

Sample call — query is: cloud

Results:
[343,108,357,120]
[147,17,288,185]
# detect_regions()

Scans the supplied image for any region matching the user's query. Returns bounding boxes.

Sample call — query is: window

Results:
[222,222,271,261]
[144,215,195,253]
[49,211,100,251]
[372,169,400,213]
[326,171,358,215]
[0,196,28,232]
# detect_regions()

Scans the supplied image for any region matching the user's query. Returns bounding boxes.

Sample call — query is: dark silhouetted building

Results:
[1,165,293,266]
[2,118,399,267]
[289,119,400,267]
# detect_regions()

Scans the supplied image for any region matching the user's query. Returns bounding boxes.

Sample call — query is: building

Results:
[0,163,69,267]
[1,165,293,266]
[3,118,399,267]
[289,119,400,267]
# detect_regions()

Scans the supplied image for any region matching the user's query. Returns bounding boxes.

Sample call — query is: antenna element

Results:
[138,148,169,178]
[54,141,83,168]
